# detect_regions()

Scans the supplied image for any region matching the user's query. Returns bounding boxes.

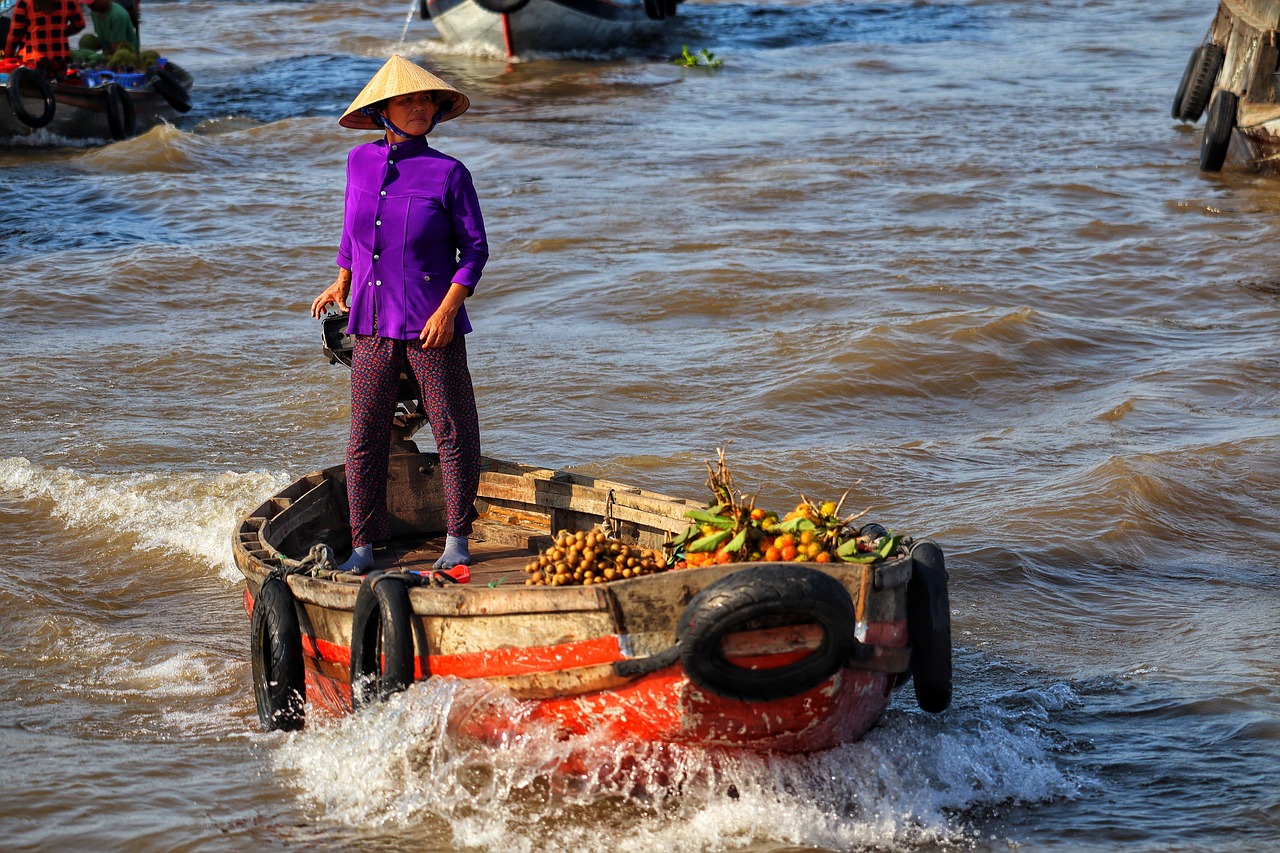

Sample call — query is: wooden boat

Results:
[0,60,192,143]
[1173,0,1280,174]
[415,0,676,59]
[232,316,952,753]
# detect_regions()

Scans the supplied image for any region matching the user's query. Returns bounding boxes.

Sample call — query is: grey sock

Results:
[338,544,374,573]
[433,535,471,569]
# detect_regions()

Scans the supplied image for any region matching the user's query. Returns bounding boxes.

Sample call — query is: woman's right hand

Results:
[311,273,351,318]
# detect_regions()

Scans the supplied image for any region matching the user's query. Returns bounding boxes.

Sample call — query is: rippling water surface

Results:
[2,0,1277,850]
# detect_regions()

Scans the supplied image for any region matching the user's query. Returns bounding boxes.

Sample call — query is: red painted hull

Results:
[245,588,907,753]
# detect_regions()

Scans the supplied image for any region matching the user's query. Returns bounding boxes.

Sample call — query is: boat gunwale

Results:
[233,455,915,618]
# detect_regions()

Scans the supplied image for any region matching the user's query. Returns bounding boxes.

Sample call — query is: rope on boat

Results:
[268,545,465,587]
[600,489,619,541]
[270,543,337,578]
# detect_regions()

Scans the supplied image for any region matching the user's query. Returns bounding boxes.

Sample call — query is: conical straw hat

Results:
[339,55,470,130]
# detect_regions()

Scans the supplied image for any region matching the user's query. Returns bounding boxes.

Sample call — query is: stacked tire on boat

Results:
[1172,41,1234,172]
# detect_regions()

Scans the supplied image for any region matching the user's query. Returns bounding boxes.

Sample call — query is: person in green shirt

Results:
[83,0,136,52]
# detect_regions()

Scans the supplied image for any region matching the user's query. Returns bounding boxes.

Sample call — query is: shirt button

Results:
[375,220,381,226]
[380,190,386,196]
[389,159,395,165]
[375,280,382,286]
[373,254,379,260]
[423,275,430,281]
[391,145,397,150]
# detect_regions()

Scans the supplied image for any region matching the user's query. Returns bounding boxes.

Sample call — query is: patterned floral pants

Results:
[346,333,481,547]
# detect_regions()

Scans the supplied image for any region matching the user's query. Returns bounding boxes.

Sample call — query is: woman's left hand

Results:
[419,307,457,349]
[419,282,470,349]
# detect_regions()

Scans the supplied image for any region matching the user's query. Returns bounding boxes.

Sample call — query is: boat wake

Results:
[273,675,1082,851]
[0,456,290,581]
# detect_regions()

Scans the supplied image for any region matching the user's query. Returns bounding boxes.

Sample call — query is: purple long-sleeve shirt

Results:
[336,136,488,340]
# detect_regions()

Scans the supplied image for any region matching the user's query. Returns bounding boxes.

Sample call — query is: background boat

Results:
[1,61,193,143]
[1172,0,1280,173]
[419,0,675,58]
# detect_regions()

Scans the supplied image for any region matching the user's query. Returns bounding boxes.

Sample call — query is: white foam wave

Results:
[31,613,250,735]
[274,677,1081,851]
[0,457,290,581]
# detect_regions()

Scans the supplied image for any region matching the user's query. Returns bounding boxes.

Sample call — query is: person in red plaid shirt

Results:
[3,0,85,76]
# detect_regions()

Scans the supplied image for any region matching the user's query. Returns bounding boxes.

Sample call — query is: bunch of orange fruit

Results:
[673,496,899,569]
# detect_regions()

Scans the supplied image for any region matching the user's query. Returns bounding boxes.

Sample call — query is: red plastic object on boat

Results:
[442,563,471,583]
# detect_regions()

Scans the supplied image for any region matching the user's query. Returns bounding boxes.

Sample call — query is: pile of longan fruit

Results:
[523,528,667,586]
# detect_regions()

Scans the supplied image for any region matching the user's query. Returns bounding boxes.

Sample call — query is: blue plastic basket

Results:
[76,69,149,89]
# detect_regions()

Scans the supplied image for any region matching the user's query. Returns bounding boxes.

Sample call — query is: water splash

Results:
[0,456,289,581]
[401,0,421,44]
[274,677,1081,851]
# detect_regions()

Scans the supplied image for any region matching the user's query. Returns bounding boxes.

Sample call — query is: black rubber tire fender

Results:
[676,565,856,702]
[150,67,191,114]
[250,577,307,731]
[643,0,666,20]
[473,0,532,12]
[906,540,952,713]
[1171,47,1198,119]
[418,0,430,19]
[350,573,416,709]
[6,66,55,129]
[1178,43,1225,123]
[662,0,677,17]
[104,82,136,140]
[1200,89,1237,173]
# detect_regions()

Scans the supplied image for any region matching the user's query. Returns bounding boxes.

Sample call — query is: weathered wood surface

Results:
[1222,0,1280,33]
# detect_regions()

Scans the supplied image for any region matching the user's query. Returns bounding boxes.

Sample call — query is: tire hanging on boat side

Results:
[6,66,55,129]
[150,67,191,113]
[1177,43,1225,123]
[1171,47,1198,119]
[104,82,136,140]
[906,539,952,713]
[250,577,307,731]
[676,565,856,702]
[1200,89,1237,172]
[350,573,416,709]
[643,0,666,20]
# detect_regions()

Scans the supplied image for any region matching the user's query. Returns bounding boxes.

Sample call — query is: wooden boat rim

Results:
[233,453,914,614]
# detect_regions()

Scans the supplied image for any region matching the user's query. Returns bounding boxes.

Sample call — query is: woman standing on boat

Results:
[311,55,488,574]
[2,0,83,75]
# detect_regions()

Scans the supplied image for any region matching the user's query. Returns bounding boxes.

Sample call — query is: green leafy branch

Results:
[673,44,723,69]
